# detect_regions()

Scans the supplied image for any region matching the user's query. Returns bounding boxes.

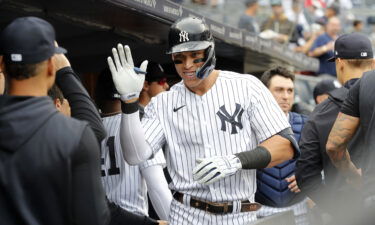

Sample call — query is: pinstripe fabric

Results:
[100,113,166,216]
[142,71,290,224]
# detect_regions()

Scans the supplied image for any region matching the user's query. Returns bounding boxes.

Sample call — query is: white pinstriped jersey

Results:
[100,113,166,215]
[142,70,290,203]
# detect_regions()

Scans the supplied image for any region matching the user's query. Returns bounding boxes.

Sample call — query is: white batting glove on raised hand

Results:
[107,43,148,101]
[193,155,242,185]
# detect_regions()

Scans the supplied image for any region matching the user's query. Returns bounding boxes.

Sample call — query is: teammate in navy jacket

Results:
[257,66,309,225]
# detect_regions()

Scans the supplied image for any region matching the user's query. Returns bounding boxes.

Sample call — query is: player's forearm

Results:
[235,128,297,170]
[142,165,172,220]
[260,134,294,167]
[56,67,106,143]
[120,102,153,165]
[309,44,330,57]
[326,113,359,176]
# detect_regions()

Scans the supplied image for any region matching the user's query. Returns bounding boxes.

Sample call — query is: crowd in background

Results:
[183,0,375,75]
[2,1,375,225]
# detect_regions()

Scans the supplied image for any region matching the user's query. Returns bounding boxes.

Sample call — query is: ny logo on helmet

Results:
[179,30,189,42]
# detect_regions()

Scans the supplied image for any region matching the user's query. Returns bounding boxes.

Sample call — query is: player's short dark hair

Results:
[4,61,41,80]
[345,59,374,68]
[261,66,295,88]
[48,84,64,102]
[353,20,362,27]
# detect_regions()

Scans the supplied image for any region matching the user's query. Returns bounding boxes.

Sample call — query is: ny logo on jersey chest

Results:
[216,103,244,134]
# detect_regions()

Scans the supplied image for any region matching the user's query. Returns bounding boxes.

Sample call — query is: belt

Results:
[173,192,261,215]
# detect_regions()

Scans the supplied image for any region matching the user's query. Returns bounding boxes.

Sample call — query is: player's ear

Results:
[47,56,55,77]
[337,58,344,72]
[54,98,62,110]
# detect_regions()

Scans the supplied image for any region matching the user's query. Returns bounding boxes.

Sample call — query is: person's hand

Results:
[193,155,242,185]
[157,220,169,225]
[54,53,70,71]
[107,43,148,102]
[326,41,334,51]
[286,175,301,193]
[54,42,70,71]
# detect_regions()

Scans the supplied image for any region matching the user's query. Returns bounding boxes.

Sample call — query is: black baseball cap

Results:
[0,16,67,64]
[328,33,373,62]
[313,79,341,100]
[145,62,173,82]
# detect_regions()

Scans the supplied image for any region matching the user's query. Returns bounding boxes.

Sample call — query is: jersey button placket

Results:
[199,96,216,201]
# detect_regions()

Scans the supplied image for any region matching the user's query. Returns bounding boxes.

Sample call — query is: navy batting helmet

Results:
[167,17,216,80]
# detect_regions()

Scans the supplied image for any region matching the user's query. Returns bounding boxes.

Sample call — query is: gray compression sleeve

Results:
[235,146,271,169]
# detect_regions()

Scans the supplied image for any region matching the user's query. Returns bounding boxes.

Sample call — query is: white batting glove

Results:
[107,43,148,101]
[192,155,242,185]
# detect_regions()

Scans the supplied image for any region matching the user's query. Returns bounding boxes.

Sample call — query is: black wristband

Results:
[121,101,139,114]
[235,146,271,169]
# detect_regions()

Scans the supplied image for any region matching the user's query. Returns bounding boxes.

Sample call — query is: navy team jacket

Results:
[255,111,307,207]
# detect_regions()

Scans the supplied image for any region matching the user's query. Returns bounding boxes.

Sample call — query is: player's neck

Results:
[187,70,219,96]
[139,92,150,107]
[341,69,369,84]
[8,75,48,97]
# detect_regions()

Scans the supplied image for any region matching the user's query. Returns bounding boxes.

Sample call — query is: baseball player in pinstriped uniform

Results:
[95,69,171,224]
[107,17,299,225]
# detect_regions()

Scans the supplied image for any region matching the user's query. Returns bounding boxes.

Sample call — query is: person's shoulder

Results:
[150,80,184,103]
[289,111,308,123]
[56,113,89,131]
[309,97,340,120]
[315,33,328,41]
[362,70,375,81]
[169,80,185,91]
[218,70,260,83]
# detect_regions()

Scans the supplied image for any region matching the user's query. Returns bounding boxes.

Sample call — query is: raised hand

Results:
[107,43,148,102]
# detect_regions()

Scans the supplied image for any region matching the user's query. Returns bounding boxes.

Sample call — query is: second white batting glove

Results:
[107,43,148,101]
[192,155,242,185]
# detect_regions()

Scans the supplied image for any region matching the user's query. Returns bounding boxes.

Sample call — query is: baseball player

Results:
[0,16,109,225]
[107,17,299,225]
[257,66,309,225]
[96,68,171,224]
